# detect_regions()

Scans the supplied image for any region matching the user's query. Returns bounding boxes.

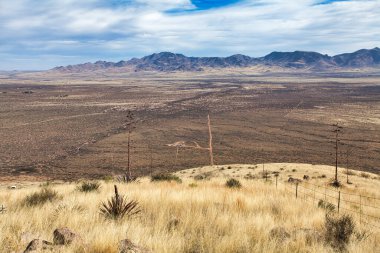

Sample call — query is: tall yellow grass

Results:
[0,170,379,253]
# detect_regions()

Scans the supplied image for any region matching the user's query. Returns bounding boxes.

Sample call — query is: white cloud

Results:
[0,0,379,70]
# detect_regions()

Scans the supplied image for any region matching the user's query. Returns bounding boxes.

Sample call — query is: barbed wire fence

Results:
[276,178,380,230]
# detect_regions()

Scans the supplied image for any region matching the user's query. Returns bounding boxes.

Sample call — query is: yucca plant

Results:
[100,185,141,220]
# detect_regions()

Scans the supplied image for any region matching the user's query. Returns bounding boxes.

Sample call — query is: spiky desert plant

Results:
[100,185,141,220]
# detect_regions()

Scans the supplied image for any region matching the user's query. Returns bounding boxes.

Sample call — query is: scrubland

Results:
[0,163,379,253]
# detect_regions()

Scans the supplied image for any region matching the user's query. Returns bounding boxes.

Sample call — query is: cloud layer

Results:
[1,0,379,70]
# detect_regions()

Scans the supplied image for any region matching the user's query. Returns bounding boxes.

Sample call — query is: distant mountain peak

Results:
[52,48,380,72]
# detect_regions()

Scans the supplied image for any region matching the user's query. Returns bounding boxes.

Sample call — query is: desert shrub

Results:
[188,183,198,188]
[318,200,335,212]
[292,169,297,172]
[321,174,327,178]
[194,172,212,181]
[227,166,232,170]
[343,170,356,176]
[52,203,86,218]
[77,181,101,192]
[151,173,182,183]
[39,181,51,187]
[103,175,114,182]
[24,188,59,206]
[100,185,141,220]
[360,172,370,178]
[226,178,242,188]
[325,213,355,251]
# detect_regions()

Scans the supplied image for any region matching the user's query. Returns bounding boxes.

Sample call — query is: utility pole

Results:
[127,130,131,179]
[332,123,343,187]
[124,111,136,182]
[346,146,352,184]
[208,114,214,166]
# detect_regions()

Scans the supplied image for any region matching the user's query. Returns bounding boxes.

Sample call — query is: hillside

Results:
[51,48,380,73]
[1,163,379,253]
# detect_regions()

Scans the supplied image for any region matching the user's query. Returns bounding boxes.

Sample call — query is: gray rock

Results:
[23,239,53,252]
[53,227,81,245]
[119,239,151,253]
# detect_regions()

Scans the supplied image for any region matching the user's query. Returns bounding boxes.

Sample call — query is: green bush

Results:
[77,181,101,192]
[151,173,182,183]
[225,178,242,188]
[24,188,59,206]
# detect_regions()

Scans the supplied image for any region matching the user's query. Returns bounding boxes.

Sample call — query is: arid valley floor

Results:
[0,70,379,181]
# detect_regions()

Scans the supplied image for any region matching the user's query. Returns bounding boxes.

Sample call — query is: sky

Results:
[0,0,379,70]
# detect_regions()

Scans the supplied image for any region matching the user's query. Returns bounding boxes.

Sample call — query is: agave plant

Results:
[100,185,141,220]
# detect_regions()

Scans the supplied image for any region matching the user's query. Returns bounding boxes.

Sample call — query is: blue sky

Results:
[0,0,379,70]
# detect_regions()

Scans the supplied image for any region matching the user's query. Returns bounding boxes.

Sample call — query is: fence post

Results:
[359,195,362,224]
[296,183,298,199]
[338,191,341,213]
[275,175,278,189]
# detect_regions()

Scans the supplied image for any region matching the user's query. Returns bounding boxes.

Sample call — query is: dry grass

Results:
[0,164,379,253]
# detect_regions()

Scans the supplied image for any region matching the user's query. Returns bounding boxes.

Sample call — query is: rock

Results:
[20,232,38,244]
[23,239,53,252]
[269,227,290,242]
[53,227,81,245]
[119,239,151,253]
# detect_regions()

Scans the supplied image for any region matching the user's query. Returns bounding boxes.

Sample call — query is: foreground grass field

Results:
[0,163,379,253]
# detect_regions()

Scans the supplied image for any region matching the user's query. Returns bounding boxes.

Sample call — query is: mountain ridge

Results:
[52,48,380,72]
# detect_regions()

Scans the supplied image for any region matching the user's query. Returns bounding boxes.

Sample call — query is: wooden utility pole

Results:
[332,123,342,186]
[208,114,214,166]
[127,131,131,179]
[345,146,352,184]
[124,111,135,182]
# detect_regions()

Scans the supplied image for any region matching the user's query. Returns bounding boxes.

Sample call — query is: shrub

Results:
[151,173,182,183]
[100,185,141,220]
[77,181,101,192]
[188,183,198,188]
[360,172,370,178]
[24,188,59,206]
[103,175,114,182]
[226,178,242,188]
[194,172,212,181]
[318,200,335,212]
[325,213,355,251]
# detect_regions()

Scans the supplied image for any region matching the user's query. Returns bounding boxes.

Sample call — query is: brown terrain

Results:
[0,70,379,181]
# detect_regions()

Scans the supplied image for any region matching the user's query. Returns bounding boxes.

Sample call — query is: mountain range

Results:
[52,47,380,72]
